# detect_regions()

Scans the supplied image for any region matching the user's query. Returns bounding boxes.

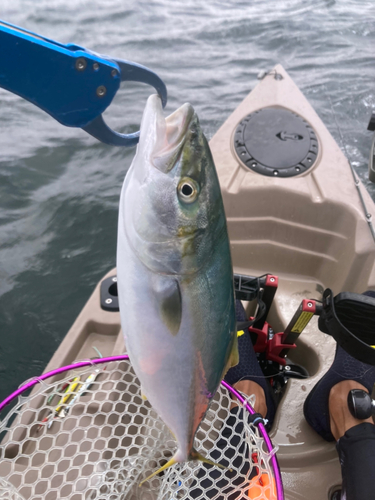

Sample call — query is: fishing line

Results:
[327,94,375,243]
[234,371,308,381]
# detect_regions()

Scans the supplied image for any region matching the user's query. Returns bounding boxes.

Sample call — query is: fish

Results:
[116,94,238,482]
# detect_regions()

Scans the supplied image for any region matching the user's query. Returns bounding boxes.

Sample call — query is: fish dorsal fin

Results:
[222,332,239,379]
[230,331,239,368]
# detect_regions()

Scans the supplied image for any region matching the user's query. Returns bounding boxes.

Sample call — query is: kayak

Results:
[1,64,375,500]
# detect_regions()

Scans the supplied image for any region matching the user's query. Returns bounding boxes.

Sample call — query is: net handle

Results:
[0,355,284,500]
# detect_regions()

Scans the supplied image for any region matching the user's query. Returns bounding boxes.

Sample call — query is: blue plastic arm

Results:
[0,20,167,146]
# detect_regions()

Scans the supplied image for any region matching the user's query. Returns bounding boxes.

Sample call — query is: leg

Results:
[225,300,275,426]
[304,343,375,500]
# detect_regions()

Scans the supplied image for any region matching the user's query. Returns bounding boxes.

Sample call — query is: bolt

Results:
[112,277,117,282]
[105,298,112,304]
[93,62,99,71]
[96,85,107,97]
[307,302,313,308]
[75,58,87,71]
[270,277,275,282]
[285,365,291,371]
[111,69,118,77]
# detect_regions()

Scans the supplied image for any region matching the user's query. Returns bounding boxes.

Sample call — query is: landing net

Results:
[0,355,283,500]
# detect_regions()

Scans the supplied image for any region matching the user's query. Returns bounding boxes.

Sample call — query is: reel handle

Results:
[347,389,375,420]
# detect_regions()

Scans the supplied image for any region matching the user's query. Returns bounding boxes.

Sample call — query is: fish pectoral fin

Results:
[139,455,178,487]
[190,448,232,472]
[152,275,182,336]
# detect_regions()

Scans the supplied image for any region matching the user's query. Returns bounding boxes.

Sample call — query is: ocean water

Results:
[0,0,374,401]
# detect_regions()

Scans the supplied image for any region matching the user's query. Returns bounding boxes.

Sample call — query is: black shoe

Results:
[303,344,375,441]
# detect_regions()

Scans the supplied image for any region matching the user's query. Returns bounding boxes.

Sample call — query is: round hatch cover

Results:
[234,107,318,177]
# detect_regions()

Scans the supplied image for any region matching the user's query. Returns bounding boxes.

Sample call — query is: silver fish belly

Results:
[117,94,237,476]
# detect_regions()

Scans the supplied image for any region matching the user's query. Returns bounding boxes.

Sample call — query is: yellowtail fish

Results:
[117,95,237,482]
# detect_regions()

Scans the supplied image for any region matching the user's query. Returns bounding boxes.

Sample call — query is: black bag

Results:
[319,289,375,365]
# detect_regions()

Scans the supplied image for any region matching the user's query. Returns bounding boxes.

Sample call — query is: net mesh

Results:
[0,359,277,500]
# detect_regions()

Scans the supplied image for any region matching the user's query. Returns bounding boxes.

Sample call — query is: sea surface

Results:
[0,0,374,402]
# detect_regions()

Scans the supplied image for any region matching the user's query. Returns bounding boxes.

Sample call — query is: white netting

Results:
[0,359,277,500]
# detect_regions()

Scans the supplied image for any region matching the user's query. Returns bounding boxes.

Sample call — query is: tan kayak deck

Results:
[3,65,375,499]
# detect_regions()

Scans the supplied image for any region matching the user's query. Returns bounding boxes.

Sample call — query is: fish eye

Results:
[178,178,199,203]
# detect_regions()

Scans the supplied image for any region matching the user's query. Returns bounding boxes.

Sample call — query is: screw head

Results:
[112,277,117,282]
[93,62,99,71]
[96,85,107,97]
[105,298,112,304]
[270,277,275,282]
[111,69,118,77]
[307,302,313,308]
[76,58,87,71]
[285,365,291,371]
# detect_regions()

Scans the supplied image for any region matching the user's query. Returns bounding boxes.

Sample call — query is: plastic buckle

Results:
[266,333,296,366]
[249,319,269,353]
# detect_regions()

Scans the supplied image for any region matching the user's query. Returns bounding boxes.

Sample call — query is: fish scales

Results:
[117,94,237,478]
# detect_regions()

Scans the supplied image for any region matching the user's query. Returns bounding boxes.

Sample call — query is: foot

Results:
[329,380,373,440]
[304,344,375,441]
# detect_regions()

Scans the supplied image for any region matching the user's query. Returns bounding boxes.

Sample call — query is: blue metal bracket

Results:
[0,20,167,146]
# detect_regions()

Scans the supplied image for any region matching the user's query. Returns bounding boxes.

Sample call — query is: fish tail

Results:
[190,448,232,472]
[138,448,232,487]
[139,455,178,487]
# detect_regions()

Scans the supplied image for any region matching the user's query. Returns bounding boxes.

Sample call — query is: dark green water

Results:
[0,0,374,402]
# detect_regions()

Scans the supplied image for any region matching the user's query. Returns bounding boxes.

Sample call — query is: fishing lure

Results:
[38,347,104,430]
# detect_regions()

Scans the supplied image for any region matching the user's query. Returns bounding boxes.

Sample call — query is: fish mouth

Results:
[140,94,195,173]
